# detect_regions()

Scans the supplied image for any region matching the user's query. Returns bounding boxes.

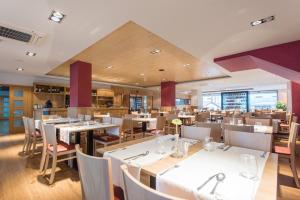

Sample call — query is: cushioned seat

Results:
[274,146,291,155]
[31,129,42,137]
[93,134,120,142]
[113,186,125,200]
[48,142,75,152]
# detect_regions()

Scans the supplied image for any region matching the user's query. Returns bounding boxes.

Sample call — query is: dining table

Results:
[97,135,278,200]
[55,121,120,155]
[132,117,157,136]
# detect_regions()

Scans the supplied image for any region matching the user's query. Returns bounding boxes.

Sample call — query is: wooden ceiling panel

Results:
[47,21,227,87]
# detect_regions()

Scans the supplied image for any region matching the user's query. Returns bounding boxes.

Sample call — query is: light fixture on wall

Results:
[26,51,36,56]
[150,48,161,54]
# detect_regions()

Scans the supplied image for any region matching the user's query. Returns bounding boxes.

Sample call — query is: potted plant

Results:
[276,102,287,111]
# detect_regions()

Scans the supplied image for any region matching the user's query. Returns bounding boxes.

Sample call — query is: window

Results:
[249,91,278,110]
[202,93,221,110]
[176,99,191,106]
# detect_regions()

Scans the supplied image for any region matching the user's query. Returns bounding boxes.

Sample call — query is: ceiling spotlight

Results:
[183,63,191,67]
[26,51,36,57]
[162,78,166,81]
[140,73,145,76]
[251,15,275,26]
[105,65,113,69]
[150,48,161,54]
[49,10,66,23]
[135,82,139,85]
[16,67,24,71]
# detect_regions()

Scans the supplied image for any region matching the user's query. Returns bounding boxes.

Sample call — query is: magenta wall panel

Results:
[70,61,92,107]
[161,81,176,107]
[291,82,300,122]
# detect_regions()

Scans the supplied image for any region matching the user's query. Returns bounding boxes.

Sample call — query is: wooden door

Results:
[9,86,32,134]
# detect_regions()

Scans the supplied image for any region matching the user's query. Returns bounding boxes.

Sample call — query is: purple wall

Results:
[161,81,176,107]
[70,61,92,107]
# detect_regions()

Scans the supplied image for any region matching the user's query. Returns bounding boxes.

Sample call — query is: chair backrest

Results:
[181,125,211,140]
[223,124,254,133]
[223,117,244,124]
[195,122,222,142]
[156,116,166,131]
[78,114,85,121]
[224,130,272,152]
[151,113,159,118]
[122,118,133,131]
[27,118,36,135]
[84,115,92,121]
[76,145,114,200]
[22,117,29,135]
[103,117,112,124]
[245,117,271,126]
[42,115,59,120]
[43,124,57,146]
[121,165,183,200]
[124,114,136,119]
[166,114,177,122]
[288,123,300,155]
[112,117,123,127]
[195,112,210,122]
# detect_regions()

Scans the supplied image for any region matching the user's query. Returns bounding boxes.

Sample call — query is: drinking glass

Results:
[239,154,258,180]
[156,135,166,154]
[180,141,189,157]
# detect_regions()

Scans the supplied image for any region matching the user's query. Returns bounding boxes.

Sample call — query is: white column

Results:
[197,89,203,109]
[190,89,203,109]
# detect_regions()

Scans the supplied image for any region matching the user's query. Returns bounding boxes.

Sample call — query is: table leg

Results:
[142,121,147,137]
[150,176,156,189]
[86,130,94,156]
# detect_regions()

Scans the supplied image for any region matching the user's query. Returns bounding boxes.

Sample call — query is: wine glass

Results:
[239,154,258,180]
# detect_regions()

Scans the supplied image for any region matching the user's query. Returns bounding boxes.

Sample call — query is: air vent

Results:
[0,26,32,42]
[0,23,45,45]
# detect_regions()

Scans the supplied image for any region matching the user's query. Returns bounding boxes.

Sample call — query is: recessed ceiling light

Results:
[140,73,145,76]
[158,69,165,72]
[135,82,139,85]
[49,10,66,23]
[162,78,166,81]
[183,64,191,67]
[150,49,161,54]
[105,65,113,69]
[26,51,36,57]
[16,67,24,71]
[251,15,275,26]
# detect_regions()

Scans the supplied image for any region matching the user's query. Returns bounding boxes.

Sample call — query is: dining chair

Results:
[274,122,300,188]
[245,117,272,126]
[195,122,222,142]
[121,165,183,200]
[22,117,30,153]
[223,117,245,124]
[150,116,166,135]
[103,116,112,123]
[84,115,92,121]
[93,117,123,155]
[42,124,77,184]
[223,124,254,133]
[224,130,272,152]
[76,145,124,200]
[27,117,43,157]
[165,114,177,134]
[42,114,59,120]
[122,118,143,140]
[181,125,211,140]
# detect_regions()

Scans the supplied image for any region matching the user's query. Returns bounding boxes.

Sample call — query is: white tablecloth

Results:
[156,146,269,200]
[103,135,197,187]
[57,122,120,144]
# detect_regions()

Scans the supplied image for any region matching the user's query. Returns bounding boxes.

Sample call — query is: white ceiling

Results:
[0,0,299,89]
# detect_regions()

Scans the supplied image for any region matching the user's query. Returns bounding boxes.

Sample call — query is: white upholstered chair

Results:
[27,117,43,157]
[121,165,183,200]
[181,125,211,140]
[224,130,272,152]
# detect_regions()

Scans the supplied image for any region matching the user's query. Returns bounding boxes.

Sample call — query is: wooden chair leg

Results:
[30,137,37,158]
[49,154,57,184]
[290,156,300,188]
[39,144,47,173]
[22,136,28,152]
[26,138,32,154]
[43,153,50,176]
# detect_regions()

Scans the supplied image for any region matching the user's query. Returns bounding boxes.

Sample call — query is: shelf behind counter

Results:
[33,107,129,120]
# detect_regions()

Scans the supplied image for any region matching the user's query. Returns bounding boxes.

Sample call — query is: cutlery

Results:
[107,147,127,154]
[131,151,150,160]
[223,146,231,151]
[210,173,226,194]
[217,144,225,149]
[159,165,180,176]
[124,151,149,161]
[197,174,218,191]
[260,151,267,158]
